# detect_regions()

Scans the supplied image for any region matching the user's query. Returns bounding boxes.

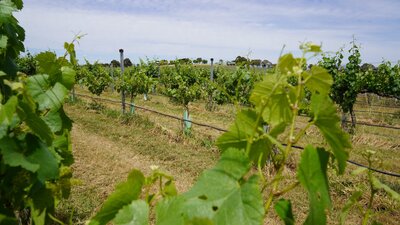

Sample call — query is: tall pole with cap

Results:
[119,49,126,114]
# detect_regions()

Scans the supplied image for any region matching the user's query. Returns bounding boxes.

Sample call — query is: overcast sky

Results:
[16,0,400,64]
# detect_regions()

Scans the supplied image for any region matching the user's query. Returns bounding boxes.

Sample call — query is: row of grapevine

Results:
[318,40,400,128]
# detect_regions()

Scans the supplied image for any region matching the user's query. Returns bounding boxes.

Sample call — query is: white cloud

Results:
[15,0,400,64]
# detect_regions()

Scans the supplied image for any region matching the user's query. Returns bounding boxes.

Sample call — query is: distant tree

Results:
[234,56,248,65]
[361,63,376,71]
[194,57,202,64]
[218,59,224,65]
[16,52,37,75]
[202,59,208,64]
[124,58,133,67]
[178,58,192,64]
[110,59,120,67]
[169,60,176,65]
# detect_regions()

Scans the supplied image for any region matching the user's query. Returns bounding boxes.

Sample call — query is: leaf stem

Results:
[273,181,300,197]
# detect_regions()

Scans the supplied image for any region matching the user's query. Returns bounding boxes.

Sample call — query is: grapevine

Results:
[0,1,77,224]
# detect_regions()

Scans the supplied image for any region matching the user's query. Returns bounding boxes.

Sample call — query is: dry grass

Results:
[57,89,400,224]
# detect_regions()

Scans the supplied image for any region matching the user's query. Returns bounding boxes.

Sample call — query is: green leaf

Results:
[29,182,55,225]
[0,96,17,125]
[261,89,294,127]
[11,0,23,10]
[274,199,295,225]
[216,109,272,166]
[351,167,367,175]
[0,214,17,225]
[297,145,331,225]
[250,74,294,126]
[53,131,74,166]
[311,94,350,174]
[42,109,62,133]
[35,52,61,78]
[60,66,75,90]
[26,136,60,182]
[303,66,333,95]
[185,218,214,225]
[0,136,39,172]
[163,180,177,197]
[278,54,298,74]
[27,75,68,111]
[0,0,16,23]
[339,191,362,225]
[250,74,279,106]
[113,200,149,225]
[156,149,263,225]
[371,176,400,202]
[89,170,145,225]
[17,100,53,145]
[0,35,8,50]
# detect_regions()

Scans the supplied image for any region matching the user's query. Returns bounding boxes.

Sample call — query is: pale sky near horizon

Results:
[16,0,400,65]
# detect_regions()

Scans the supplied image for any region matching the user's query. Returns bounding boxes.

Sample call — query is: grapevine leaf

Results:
[163,180,177,197]
[339,191,362,225]
[0,123,6,139]
[11,0,23,10]
[303,66,333,94]
[0,214,17,225]
[156,149,264,225]
[0,35,7,51]
[297,146,331,225]
[250,74,279,105]
[113,200,149,225]
[60,107,73,131]
[0,96,17,125]
[278,54,298,74]
[261,90,294,127]
[26,135,60,182]
[42,109,62,133]
[311,94,350,174]
[36,81,68,111]
[216,109,272,166]
[89,170,145,225]
[17,101,53,145]
[185,218,214,225]
[29,183,54,225]
[27,75,68,111]
[53,131,74,166]
[371,176,400,202]
[274,199,295,225]
[60,66,75,90]
[0,0,16,23]
[0,136,39,172]
[36,52,61,79]
[250,74,294,126]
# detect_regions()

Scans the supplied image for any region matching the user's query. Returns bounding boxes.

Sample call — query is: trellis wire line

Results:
[297,114,400,130]
[345,121,400,130]
[354,110,398,116]
[74,92,400,178]
[74,93,227,132]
